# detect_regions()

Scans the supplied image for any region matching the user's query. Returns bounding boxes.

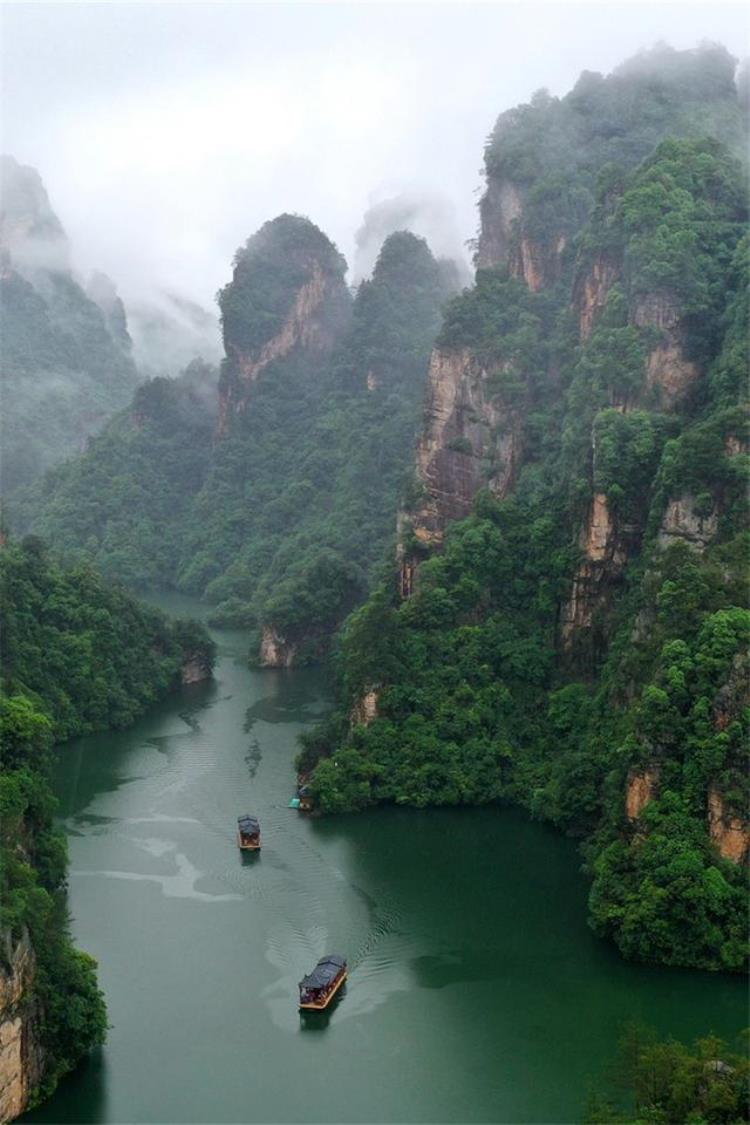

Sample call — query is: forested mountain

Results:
[0,156,140,494]
[0,538,214,1116]
[6,43,748,977]
[297,44,750,972]
[18,218,458,662]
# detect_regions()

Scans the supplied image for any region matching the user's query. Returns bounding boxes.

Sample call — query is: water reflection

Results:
[27,615,746,1125]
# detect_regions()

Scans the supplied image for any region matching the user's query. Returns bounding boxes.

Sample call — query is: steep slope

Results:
[476,42,744,284]
[299,47,749,972]
[19,218,456,662]
[17,359,218,589]
[0,538,214,1117]
[185,225,455,661]
[0,156,139,495]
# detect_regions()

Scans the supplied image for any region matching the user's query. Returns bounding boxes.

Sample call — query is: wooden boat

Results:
[298,954,347,1011]
[237,814,261,851]
[297,785,313,813]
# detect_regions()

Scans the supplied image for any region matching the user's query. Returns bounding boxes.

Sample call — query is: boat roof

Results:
[299,954,346,990]
[237,814,260,833]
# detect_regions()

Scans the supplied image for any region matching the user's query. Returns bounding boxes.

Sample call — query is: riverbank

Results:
[24,604,747,1124]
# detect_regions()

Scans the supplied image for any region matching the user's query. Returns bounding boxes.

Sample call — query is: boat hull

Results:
[299,970,347,1011]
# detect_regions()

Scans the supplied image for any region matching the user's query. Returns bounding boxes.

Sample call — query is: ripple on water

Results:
[70,850,243,902]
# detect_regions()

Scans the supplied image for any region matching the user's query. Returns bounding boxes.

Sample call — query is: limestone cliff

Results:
[0,155,69,273]
[625,766,660,820]
[350,688,379,727]
[215,215,350,438]
[258,625,297,669]
[560,492,636,652]
[658,495,719,552]
[562,279,705,651]
[574,254,621,341]
[180,652,213,685]
[708,787,749,864]
[397,346,522,595]
[476,177,567,291]
[0,930,44,1123]
[0,155,139,495]
[631,291,700,411]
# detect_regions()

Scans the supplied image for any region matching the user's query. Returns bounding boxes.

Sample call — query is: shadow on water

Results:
[239,849,261,868]
[53,678,218,821]
[298,985,347,1032]
[244,736,263,778]
[23,1048,107,1124]
[27,610,748,1125]
[243,668,331,728]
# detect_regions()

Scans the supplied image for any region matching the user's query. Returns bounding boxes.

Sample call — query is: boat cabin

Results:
[298,954,347,1010]
[297,785,313,812]
[237,814,261,850]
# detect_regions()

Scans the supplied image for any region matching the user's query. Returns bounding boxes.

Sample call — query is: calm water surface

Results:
[26,595,746,1124]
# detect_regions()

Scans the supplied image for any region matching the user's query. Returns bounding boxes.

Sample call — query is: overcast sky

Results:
[1,1,747,308]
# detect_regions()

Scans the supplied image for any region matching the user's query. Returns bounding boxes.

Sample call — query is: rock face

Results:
[215,216,350,439]
[258,625,297,669]
[350,688,379,726]
[561,492,636,651]
[0,155,69,272]
[575,255,620,341]
[708,787,749,864]
[398,346,522,594]
[0,155,139,495]
[476,178,523,271]
[562,279,707,652]
[632,291,700,410]
[180,653,212,685]
[476,178,566,291]
[712,652,750,732]
[625,766,660,820]
[658,494,719,552]
[0,930,44,1123]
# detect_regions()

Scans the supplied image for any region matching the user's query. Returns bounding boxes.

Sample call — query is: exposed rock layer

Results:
[398,346,522,594]
[625,767,660,820]
[258,625,297,669]
[216,263,343,438]
[350,689,379,727]
[0,930,44,1123]
[708,787,749,864]
[658,495,719,552]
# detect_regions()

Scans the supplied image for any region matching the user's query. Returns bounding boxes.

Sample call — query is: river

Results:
[25,596,747,1124]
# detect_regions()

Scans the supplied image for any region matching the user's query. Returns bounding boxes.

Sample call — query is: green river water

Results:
[24,596,747,1124]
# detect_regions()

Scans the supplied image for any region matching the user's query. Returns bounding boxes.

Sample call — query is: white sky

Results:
[1,1,748,307]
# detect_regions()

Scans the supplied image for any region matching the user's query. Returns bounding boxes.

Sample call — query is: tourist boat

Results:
[237,814,261,851]
[298,954,348,1011]
[297,784,313,812]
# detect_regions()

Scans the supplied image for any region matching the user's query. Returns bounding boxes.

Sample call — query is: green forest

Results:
[0,157,139,497]
[7,43,747,977]
[585,1023,749,1124]
[16,225,456,660]
[299,47,750,973]
[0,538,214,1102]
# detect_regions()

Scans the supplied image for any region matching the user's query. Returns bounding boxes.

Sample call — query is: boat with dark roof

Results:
[237,814,261,851]
[298,954,347,1011]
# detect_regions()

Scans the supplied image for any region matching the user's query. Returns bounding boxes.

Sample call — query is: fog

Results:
[2,2,747,309]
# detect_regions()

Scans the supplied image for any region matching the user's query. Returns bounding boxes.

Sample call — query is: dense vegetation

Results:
[299,49,749,972]
[0,157,140,495]
[0,538,214,1102]
[18,360,218,590]
[481,43,746,262]
[585,1023,749,1124]
[7,44,748,978]
[18,223,457,659]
